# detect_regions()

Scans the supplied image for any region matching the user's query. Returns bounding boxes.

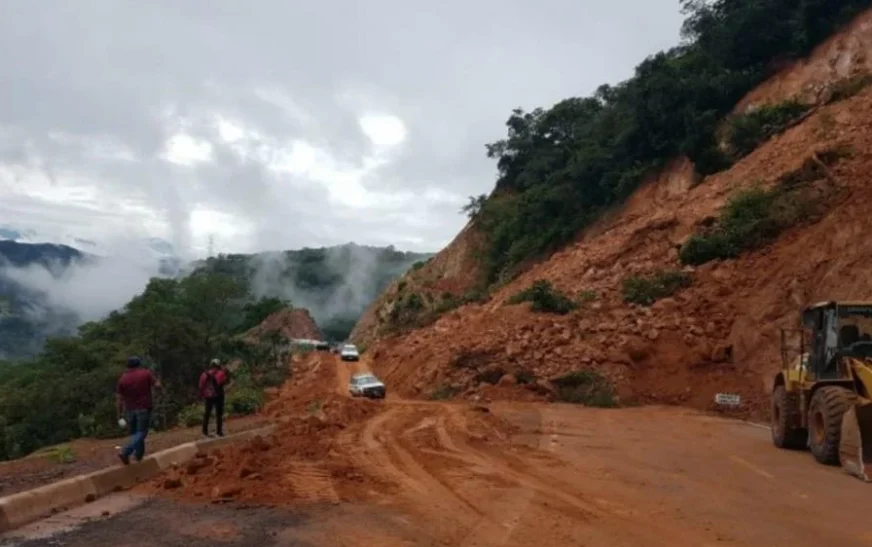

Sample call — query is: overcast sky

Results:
[0,0,684,257]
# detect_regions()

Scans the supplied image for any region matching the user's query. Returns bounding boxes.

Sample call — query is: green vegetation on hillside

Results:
[507,280,578,315]
[726,100,811,158]
[0,273,293,461]
[381,283,491,334]
[622,270,692,306]
[472,0,868,282]
[680,148,847,265]
[196,244,431,341]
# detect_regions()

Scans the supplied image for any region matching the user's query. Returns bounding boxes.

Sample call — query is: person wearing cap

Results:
[199,358,230,437]
[116,356,161,465]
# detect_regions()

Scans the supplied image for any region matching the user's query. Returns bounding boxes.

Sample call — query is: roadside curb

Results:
[0,425,275,534]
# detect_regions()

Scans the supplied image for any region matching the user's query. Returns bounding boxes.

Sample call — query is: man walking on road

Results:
[200,358,230,438]
[116,356,161,465]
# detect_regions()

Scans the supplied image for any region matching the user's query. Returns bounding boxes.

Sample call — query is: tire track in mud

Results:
[284,462,341,505]
[328,355,647,545]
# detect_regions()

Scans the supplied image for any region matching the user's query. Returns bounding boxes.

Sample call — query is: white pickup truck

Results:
[340,343,360,362]
[348,372,386,399]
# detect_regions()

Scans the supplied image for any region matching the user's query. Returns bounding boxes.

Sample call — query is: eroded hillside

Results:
[353,8,872,419]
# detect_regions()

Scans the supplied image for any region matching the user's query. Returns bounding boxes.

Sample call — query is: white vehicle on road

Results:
[340,343,360,361]
[348,372,386,399]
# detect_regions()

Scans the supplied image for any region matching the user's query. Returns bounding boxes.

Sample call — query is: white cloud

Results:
[0,0,686,259]
[162,133,214,166]
[188,207,255,254]
[359,114,406,148]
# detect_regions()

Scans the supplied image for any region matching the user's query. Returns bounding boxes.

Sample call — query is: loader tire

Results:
[808,386,856,465]
[771,385,806,449]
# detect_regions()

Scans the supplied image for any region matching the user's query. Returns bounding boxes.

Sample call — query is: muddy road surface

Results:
[4,355,870,546]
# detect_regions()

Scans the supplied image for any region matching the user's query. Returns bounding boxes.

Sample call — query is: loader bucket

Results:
[839,402,872,481]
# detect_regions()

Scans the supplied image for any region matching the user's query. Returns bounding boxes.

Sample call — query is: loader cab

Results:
[802,301,872,380]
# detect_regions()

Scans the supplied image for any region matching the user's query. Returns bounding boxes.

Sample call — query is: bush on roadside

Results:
[621,270,691,306]
[177,403,203,427]
[226,386,264,417]
[551,371,617,407]
[258,366,289,389]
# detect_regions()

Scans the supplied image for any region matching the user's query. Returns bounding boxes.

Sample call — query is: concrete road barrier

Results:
[0,425,275,533]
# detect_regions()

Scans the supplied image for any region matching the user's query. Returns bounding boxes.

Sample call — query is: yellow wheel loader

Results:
[772,301,872,481]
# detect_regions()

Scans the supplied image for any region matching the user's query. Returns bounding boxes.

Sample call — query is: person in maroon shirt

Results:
[199,358,230,438]
[116,356,161,465]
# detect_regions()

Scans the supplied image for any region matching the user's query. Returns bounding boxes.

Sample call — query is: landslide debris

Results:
[152,395,387,505]
[353,8,872,419]
[143,354,388,505]
[246,308,323,341]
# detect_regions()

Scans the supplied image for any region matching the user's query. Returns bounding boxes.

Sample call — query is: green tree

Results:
[0,273,292,460]
[475,0,868,282]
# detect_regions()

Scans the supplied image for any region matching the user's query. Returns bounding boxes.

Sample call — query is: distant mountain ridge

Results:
[0,238,432,360]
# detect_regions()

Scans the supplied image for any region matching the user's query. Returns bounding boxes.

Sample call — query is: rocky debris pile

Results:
[149,395,385,505]
[246,308,323,342]
[364,65,872,420]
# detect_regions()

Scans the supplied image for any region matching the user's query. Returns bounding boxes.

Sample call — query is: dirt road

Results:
[6,354,871,546]
[327,355,872,545]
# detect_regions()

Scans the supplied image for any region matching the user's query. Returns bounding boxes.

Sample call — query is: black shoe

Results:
[217,432,225,438]
[118,453,130,466]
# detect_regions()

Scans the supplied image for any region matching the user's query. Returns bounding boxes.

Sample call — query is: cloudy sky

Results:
[0,0,684,257]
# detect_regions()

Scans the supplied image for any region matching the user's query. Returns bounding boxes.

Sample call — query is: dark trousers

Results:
[121,408,151,461]
[203,394,225,436]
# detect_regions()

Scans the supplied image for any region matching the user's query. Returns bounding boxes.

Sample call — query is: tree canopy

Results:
[477,0,868,282]
[0,273,290,460]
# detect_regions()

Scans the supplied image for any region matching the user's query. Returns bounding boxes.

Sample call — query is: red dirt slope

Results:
[353,10,872,419]
[245,308,323,341]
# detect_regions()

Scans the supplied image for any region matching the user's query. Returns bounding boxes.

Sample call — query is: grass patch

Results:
[177,404,203,427]
[507,280,578,315]
[307,399,323,416]
[578,290,597,303]
[827,73,872,104]
[45,445,76,464]
[678,158,837,266]
[384,287,492,335]
[551,371,617,407]
[621,270,691,306]
[429,384,460,401]
[727,100,811,159]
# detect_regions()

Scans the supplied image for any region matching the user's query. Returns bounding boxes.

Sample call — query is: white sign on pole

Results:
[714,393,742,407]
